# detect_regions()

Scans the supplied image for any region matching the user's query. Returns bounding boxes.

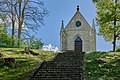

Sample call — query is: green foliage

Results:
[85,52,120,79]
[0,44,18,48]
[0,27,12,46]
[95,0,120,42]
[93,0,120,51]
[0,14,11,31]
[0,48,55,80]
[0,14,12,46]
[22,37,43,49]
[116,46,120,52]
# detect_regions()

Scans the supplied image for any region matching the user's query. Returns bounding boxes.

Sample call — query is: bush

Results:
[116,46,120,52]
[0,44,18,48]
[116,48,120,52]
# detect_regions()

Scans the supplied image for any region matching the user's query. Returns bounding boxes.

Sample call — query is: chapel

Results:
[60,6,96,52]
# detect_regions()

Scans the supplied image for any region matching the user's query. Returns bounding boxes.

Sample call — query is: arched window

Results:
[75,36,82,42]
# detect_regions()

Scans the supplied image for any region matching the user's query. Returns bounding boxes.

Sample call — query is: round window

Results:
[76,21,81,27]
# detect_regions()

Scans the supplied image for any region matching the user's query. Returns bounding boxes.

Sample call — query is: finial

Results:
[77,5,79,11]
[62,20,64,23]
[92,19,96,31]
[61,20,64,29]
[92,19,95,25]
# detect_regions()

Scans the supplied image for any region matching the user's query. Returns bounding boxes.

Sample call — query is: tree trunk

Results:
[11,0,15,46]
[18,0,22,48]
[18,26,21,48]
[17,0,28,48]
[113,34,116,52]
[113,0,117,52]
[11,20,15,46]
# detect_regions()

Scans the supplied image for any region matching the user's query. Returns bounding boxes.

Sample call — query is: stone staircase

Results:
[29,52,85,80]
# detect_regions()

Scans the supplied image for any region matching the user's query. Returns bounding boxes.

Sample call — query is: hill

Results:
[0,48,55,80]
[85,52,120,80]
[0,48,120,80]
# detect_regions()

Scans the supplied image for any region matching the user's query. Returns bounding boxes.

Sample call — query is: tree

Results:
[0,14,11,45]
[0,27,11,45]
[22,36,43,49]
[0,0,17,46]
[0,0,48,48]
[93,0,120,51]
[15,0,48,48]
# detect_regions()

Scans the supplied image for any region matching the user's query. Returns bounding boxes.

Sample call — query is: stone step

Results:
[56,52,85,57]
[54,58,83,60]
[29,52,85,80]
[53,56,84,61]
[41,65,83,69]
[32,76,81,80]
[41,61,84,67]
[37,69,83,73]
[54,54,84,58]
[34,73,82,78]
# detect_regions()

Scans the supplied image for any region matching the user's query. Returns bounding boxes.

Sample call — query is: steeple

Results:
[92,19,96,31]
[61,20,64,30]
[77,5,79,11]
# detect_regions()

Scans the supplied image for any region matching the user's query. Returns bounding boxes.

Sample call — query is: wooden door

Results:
[75,36,82,53]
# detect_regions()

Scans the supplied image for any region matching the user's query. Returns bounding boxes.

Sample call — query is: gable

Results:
[65,10,92,31]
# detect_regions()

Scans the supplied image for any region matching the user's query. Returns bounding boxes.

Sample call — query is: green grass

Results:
[1,48,119,80]
[85,52,120,80]
[0,48,55,80]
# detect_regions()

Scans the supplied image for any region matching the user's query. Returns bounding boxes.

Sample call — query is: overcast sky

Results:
[35,0,119,51]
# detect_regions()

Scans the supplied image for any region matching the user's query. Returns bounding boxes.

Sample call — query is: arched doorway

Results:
[75,36,82,52]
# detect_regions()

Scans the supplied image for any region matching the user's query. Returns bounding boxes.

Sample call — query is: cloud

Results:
[42,44,59,52]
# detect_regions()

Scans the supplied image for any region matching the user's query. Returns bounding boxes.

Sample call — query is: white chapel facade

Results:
[60,6,96,52]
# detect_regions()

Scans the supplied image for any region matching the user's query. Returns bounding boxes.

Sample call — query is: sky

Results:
[35,0,120,52]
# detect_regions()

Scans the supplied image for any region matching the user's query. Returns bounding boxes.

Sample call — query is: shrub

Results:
[116,46,120,52]
[0,44,18,48]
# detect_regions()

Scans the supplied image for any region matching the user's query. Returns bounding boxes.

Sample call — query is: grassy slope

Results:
[1,48,120,80]
[0,48,55,80]
[85,52,120,80]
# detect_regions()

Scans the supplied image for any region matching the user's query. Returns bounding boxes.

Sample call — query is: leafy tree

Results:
[0,14,10,32]
[22,37,43,49]
[0,14,11,45]
[0,0,48,48]
[0,27,11,45]
[0,0,17,46]
[93,0,120,51]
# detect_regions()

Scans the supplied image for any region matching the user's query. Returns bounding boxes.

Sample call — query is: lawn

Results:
[0,48,55,80]
[84,52,120,80]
